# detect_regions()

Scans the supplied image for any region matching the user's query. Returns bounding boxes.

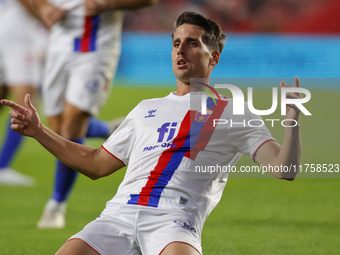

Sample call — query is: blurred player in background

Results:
[1,11,302,254]
[0,0,114,186]
[30,0,158,229]
[0,0,46,186]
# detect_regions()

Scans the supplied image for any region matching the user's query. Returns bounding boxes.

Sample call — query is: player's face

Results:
[171,24,214,84]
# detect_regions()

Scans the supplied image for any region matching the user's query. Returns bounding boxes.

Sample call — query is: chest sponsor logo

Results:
[157,122,177,142]
[143,122,178,152]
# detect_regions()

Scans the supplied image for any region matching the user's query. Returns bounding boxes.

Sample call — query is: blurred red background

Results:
[123,0,340,34]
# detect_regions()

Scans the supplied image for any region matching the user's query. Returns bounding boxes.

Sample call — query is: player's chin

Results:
[177,75,191,85]
[174,70,189,80]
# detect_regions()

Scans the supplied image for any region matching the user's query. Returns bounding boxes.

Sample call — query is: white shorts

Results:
[69,204,202,255]
[0,30,42,87]
[42,51,119,117]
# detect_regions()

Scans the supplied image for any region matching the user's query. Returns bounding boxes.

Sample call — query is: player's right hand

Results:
[0,94,42,138]
[280,76,301,122]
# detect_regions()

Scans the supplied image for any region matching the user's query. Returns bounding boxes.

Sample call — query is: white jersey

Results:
[47,0,123,54]
[103,91,275,230]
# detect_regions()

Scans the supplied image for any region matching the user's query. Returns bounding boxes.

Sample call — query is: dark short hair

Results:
[172,12,227,53]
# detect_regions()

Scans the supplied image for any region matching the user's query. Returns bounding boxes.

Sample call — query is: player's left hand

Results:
[280,76,301,122]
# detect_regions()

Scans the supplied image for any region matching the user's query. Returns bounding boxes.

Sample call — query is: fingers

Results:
[40,4,66,29]
[1,93,34,112]
[85,0,99,16]
[24,93,36,111]
[6,109,28,132]
[280,80,286,88]
[293,76,301,98]
[0,99,25,112]
[280,77,301,98]
[84,0,106,15]
[280,77,302,118]
[9,109,27,123]
[11,116,28,130]
[50,7,66,23]
[280,76,300,88]
[294,76,300,88]
[84,0,95,15]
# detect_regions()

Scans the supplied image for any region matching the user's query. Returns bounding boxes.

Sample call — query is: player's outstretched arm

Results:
[85,0,158,16]
[254,77,302,180]
[0,94,124,180]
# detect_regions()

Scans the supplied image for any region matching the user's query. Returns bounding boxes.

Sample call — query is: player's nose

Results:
[177,43,186,55]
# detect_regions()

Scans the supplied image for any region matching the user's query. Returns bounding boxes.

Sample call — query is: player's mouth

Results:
[176,58,188,69]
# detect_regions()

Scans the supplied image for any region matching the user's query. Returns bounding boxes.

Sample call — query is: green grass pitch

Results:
[0,86,339,254]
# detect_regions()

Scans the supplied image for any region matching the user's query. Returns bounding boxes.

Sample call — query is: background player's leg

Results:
[0,85,37,186]
[86,117,110,138]
[37,103,89,229]
[86,116,125,138]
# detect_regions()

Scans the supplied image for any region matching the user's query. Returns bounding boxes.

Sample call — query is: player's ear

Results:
[210,50,220,67]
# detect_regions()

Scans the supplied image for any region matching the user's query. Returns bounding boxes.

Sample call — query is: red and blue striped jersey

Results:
[102,91,275,226]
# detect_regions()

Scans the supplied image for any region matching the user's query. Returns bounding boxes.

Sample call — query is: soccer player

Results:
[1,12,302,255]
[30,0,158,229]
[0,0,116,187]
[0,0,46,186]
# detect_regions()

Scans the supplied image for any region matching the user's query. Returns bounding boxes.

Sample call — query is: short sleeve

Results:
[228,101,276,161]
[102,105,139,165]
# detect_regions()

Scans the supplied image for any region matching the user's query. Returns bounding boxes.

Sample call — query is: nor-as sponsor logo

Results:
[143,122,178,152]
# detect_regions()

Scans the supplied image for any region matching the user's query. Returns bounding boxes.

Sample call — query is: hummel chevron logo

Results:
[145,109,157,118]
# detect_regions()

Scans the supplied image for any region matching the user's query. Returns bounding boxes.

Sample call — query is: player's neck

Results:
[175,78,210,96]
[175,80,191,96]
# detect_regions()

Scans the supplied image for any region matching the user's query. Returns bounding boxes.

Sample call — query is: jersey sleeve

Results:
[228,101,276,161]
[102,105,138,166]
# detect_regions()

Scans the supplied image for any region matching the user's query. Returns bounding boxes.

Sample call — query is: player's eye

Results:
[173,42,180,47]
[189,41,198,47]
